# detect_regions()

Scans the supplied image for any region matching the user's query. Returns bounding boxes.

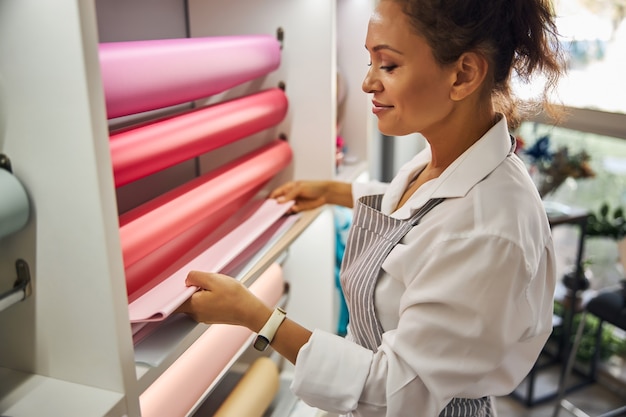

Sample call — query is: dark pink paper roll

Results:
[118,139,292,269]
[100,35,281,119]
[110,88,288,187]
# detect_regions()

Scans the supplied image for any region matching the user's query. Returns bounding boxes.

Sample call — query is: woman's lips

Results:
[372,101,393,115]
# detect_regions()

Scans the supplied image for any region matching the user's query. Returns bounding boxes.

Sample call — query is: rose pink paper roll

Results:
[139,262,285,417]
[100,35,281,119]
[118,139,292,269]
[110,88,288,187]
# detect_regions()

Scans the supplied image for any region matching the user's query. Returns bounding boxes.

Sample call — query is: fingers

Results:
[292,197,325,213]
[174,296,193,315]
[269,180,326,212]
[175,290,211,323]
[268,184,286,199]
[184,270,214,289]
[269,181,296,201]
[177,271,254,326]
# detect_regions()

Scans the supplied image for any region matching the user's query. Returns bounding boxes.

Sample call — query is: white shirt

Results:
[291,117,557,417]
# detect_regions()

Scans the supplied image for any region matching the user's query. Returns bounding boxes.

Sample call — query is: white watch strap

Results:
[257,307,287,344]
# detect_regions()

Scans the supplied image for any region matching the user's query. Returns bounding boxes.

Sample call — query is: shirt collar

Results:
[382,115,513,216]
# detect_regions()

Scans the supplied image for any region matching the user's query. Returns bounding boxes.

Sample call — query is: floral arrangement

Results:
[519,135,595,198]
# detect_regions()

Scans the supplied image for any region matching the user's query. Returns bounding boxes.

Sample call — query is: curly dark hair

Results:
[394,0,566,129]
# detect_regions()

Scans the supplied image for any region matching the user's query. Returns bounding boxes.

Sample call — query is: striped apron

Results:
[340,194,494,417]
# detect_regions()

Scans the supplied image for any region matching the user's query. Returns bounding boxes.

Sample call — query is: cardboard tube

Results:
[100,35,281,119]
[110,88,288,187]
[0,169,29,239]
[213,357,280,417]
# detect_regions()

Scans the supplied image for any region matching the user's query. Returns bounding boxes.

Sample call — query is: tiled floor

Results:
[498,383,626,416]
[497,357,626,417]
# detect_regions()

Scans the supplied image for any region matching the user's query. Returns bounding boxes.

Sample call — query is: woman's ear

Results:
[450,52,489,101]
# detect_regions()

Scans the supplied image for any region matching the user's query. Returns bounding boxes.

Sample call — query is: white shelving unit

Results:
[0,1,374,416]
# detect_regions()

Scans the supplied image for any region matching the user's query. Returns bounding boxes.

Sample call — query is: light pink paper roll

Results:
[128,198,293,323]
[110,88,288,187]
[139,262,285,417]
[100,35,281,119]
[118,139,292,269]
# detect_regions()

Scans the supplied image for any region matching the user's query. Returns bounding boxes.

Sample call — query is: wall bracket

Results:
[0,259,32,313]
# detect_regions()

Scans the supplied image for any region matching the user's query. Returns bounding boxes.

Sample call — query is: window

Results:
[514,0,626,214]
[555,0,626,115]
[515,0,626,116]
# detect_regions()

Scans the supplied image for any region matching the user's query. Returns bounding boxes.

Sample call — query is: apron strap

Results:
[409,197,445,226]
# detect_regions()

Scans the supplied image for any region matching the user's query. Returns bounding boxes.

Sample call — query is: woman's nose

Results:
[362,67,380,93]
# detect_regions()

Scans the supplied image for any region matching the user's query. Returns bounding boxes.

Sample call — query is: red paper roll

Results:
[127,198,293,323]
[110,88,288,187]
[118,139,292,269]
[100,35,281,119]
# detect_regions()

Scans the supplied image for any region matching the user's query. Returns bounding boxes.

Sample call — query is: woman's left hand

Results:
[176,271,272,331]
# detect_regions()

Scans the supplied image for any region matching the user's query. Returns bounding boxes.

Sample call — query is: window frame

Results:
[530,106,626,141]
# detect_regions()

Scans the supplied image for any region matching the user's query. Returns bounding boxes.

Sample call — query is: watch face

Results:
[254,335,270,351]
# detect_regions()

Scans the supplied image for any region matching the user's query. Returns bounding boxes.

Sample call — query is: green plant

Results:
[553,301,626,363]
[586,202,626,240]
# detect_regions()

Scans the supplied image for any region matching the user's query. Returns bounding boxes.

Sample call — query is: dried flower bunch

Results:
[522,135,595,198]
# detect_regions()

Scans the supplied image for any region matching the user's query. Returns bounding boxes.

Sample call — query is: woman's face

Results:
[362,0,456,137]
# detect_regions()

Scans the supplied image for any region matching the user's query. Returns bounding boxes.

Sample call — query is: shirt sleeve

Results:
[291,233,555,417]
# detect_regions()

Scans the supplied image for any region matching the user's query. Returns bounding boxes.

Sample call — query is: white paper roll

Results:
[0,168,29,239]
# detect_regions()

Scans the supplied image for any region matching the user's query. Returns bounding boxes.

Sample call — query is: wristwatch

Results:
[253,307,287,351]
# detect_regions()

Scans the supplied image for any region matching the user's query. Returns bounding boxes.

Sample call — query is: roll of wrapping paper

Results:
[139,262,285,417]
[110,88,288,187]
[125,189,261,300]
[127,198,293,323]
[100,35,281,119]
[118,139,292,269]
[0,168,29,239]
[212,357,279,417]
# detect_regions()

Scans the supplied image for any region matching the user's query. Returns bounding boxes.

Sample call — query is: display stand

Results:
[0,0,374,416]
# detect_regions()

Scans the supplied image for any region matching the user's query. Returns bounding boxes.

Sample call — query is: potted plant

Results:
[555,204,626,365]
[586,203,626,240]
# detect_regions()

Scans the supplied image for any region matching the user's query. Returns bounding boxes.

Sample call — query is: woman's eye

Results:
[366,61,397,72]
[380,65,397,72]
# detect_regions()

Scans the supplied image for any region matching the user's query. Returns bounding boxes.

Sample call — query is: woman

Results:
[178,0,564,415]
